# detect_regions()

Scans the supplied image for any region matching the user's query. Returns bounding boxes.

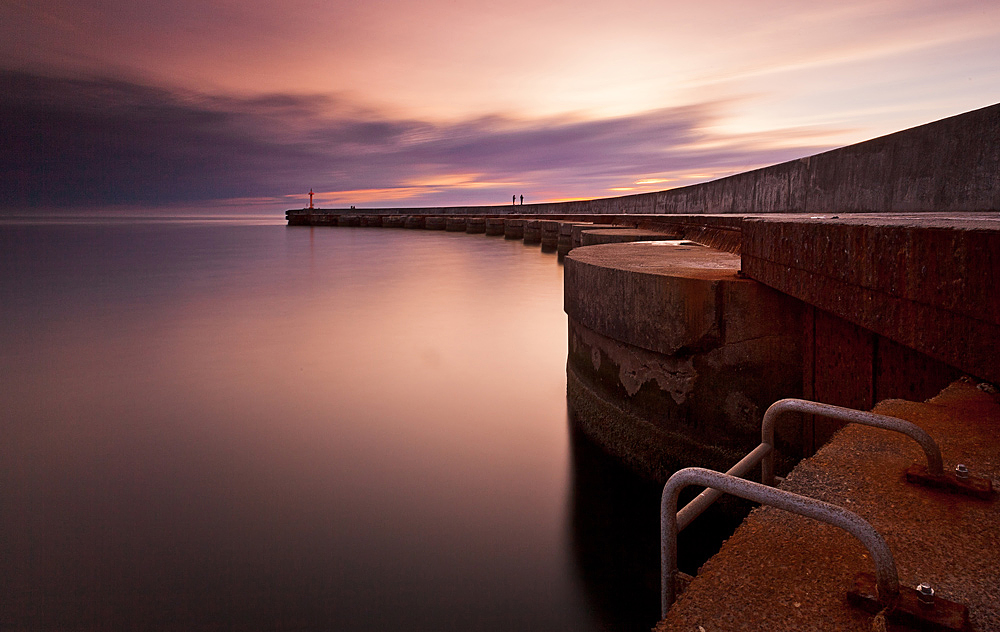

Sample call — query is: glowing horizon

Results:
[2,0,998,210]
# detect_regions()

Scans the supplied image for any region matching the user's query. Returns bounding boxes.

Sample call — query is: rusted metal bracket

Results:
[847,572,973,631]
[904,464,995,500]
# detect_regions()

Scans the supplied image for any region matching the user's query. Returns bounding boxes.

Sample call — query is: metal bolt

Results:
[955,464,970,480]
[917,583,935,607]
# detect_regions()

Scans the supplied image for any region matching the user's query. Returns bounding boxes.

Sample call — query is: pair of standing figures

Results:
[513,195,524,205]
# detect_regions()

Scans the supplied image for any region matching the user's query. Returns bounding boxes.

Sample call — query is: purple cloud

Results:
[1,70,839,210]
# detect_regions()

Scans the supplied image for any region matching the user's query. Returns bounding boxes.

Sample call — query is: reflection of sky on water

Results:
[2,221,636,630]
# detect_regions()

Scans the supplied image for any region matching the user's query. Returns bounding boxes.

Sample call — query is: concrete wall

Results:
[290,102,999,218]
[564,241,805,483]
[742,215,999,387]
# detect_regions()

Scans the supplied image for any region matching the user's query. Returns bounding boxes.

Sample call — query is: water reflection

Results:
[566,411,754,632]
[567,417,662,630]
[2,220,666,630]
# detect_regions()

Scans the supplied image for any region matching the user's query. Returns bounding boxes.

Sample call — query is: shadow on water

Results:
[567,410,749,630]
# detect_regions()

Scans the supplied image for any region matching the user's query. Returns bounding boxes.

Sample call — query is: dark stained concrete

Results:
[579,228,675,246]
[656,378,1000,632]
[289,103,999,220]
[742,214,1000,386]
[565,241,804,481]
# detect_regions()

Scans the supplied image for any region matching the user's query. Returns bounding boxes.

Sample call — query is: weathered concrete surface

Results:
[802,305,966,450]
[465,217,486,233]
[579,228,676,246]
[524,220,542,245]
[289,103,999,219]
[742,214,1000,386]
[504,218,525,239]
[656,378,1000,632]
[571,223,621,248]
[445,216,467,232]
[557,222,594,257]
[565,241,805,479]
[485,217,505,235]
[540,220,561,252]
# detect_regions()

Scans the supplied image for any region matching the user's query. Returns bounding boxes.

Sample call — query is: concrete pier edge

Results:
[285,103,1000,629]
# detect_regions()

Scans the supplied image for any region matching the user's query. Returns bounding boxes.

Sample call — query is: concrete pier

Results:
[656,378,1000,632]
[504,218,525,239]
[445,216,467,232]
[465,217,487,234]
[284,102,999,631]
[565,241,805,480]
[523,220,542,245]
[579,228,674,246]
[485,218,505,235]
[540,220,561,252]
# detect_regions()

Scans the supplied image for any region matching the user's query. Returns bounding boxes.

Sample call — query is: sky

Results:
[2,0,999,212]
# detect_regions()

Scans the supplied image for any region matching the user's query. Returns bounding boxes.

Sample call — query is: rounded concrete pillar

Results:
[540,220,561,252]
[504,218,525,239]
[571,223,617,248]
[405,216,425,229]
[523,220,542,245]
[580,228,674,246]
[445,217,467,232]
[564,241,804,483]
[557,222,590,257]
[466,217,487,234]
[485,218,505,236]
[425,216,446,230]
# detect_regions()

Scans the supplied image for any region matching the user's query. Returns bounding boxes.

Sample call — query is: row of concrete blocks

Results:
[322,214,638,257]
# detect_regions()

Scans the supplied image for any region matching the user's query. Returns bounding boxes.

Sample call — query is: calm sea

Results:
[0,216,662,631]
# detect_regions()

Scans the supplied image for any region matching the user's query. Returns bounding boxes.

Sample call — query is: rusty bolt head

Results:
[917,583,935,607]
[955,464,970,480]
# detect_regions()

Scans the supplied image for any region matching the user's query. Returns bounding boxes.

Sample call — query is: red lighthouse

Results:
[308,189,314,209]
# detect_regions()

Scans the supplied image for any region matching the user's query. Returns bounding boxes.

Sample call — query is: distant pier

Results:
[287,103,1000,631]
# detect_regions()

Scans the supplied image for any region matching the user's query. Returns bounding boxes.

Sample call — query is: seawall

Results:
[287,102,999,629]
[287,103,999,477]
[289,102,999,220]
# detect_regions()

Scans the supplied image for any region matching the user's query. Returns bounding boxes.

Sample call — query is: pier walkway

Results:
[655,378,999,632]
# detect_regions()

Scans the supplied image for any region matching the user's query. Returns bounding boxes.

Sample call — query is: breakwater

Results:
[287,102,999,478]
[288,102,999,630]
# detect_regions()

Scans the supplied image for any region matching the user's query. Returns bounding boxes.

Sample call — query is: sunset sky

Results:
[2,0,999,211]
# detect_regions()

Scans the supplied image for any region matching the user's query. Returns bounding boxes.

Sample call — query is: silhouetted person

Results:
[520,195,524,205]
[513,195,516,205]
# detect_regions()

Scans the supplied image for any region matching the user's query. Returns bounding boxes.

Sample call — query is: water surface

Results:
[0,218,661,631]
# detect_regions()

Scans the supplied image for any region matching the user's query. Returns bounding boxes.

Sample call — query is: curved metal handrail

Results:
[761,399,943,486]
[661,467,899,616]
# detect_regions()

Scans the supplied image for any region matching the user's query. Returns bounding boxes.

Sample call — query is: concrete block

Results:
[743,215,1000,384]
[485,218,505,235]
[579,228,674,246]
[504,218,524,239]
[465,217,486,234]
[565,241,805,471]
[445,217,467,231]
[524,220,542,244]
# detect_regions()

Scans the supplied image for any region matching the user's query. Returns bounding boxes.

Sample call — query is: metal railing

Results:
[661,467,900,616]
[677,399,945,533]
[760,399,944,486]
